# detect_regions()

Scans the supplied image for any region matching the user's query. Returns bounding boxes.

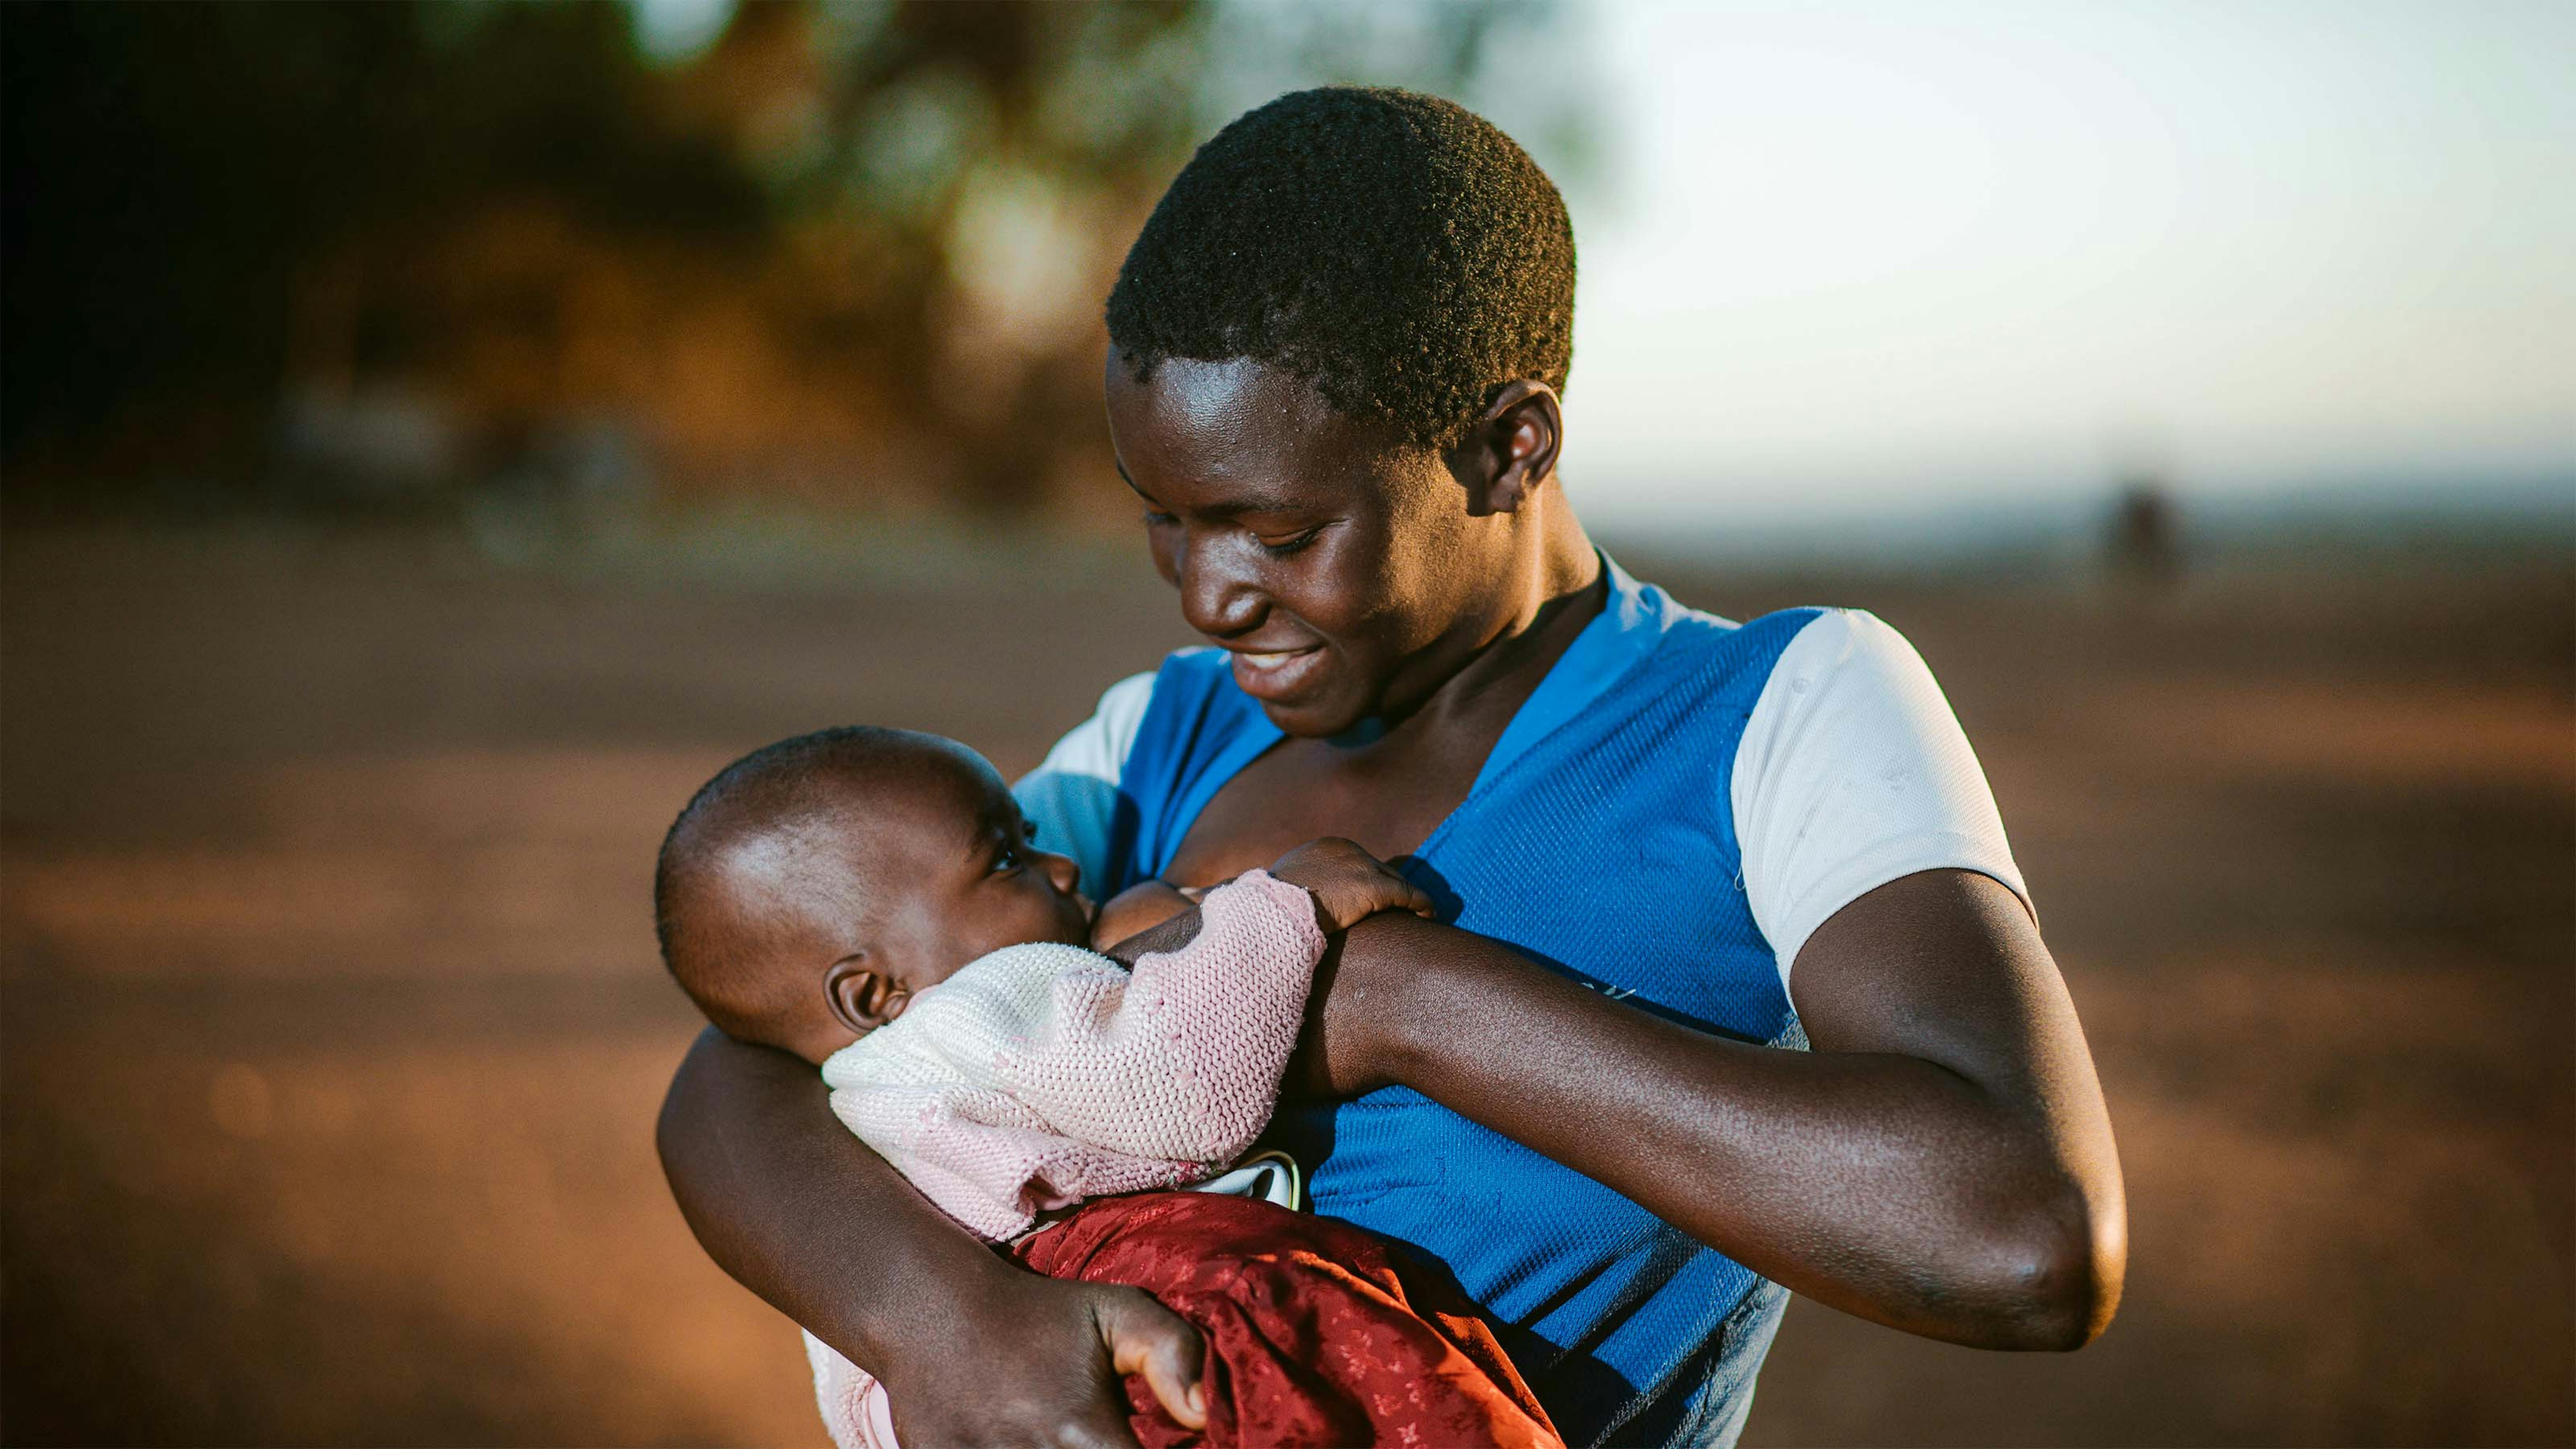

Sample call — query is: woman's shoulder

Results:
[1028,668,1163,784]
[1016,653,1252,894]
[1616,581,1830,701]
[1643,592,1923,691]
[1744,605,1917,670]
[1611,597,1969,781]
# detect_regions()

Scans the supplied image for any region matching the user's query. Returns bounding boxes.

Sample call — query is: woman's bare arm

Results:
[655,1026,1202,1448]
[1303,868,2126,1350]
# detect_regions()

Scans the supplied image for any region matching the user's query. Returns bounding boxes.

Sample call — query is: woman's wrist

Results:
[850,1242,1025,1379]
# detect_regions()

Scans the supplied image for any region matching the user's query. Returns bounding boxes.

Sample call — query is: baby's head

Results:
[654,726,1093,1064]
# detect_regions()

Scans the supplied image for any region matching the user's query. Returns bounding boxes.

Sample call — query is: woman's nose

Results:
[1176,537,1263,638]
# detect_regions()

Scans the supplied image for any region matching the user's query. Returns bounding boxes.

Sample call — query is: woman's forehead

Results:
[1110,356,1338,450]
[1106,354,1407,503]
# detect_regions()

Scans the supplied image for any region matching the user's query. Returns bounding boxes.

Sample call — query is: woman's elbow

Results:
[1982,1186,2127,1351]
[655,1025,779,1220]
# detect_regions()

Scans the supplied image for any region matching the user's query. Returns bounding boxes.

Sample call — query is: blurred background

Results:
[2,1,2568,1445]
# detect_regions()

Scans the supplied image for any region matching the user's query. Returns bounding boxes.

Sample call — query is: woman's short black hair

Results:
[1106,86,1575,449]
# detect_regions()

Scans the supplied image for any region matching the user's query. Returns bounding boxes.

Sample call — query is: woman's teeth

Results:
[1229,644,1321,699]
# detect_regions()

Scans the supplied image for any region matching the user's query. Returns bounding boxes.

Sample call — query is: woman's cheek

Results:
[1293,531,1396,643]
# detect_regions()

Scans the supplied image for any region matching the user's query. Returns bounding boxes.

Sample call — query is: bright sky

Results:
[1556,0,2576,527]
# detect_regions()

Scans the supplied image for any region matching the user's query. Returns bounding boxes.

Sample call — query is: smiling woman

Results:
[1101,354,1599,886]
[1108,356,1578,746]
[657,86,2122,1449]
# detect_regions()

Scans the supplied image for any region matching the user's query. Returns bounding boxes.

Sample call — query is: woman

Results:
[658,88,2124,1448]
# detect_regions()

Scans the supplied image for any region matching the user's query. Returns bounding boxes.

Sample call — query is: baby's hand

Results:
[1268,837,1435,933]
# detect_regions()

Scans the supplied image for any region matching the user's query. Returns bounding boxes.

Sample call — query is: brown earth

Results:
[3,523,2568,1446]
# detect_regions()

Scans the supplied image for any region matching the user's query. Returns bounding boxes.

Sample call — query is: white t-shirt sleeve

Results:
[1733,610,2029,988]
[1013,671,1158,893]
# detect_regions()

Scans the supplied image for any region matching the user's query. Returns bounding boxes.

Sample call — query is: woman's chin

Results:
[1256,691,1369,740]
[1234,650,1364,736]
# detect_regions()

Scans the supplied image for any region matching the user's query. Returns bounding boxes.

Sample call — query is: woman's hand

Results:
[1268,836,1435,933]
[876,1269,1206,1448]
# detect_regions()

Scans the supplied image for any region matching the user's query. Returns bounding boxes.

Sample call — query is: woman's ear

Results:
[824,956,910,1034]
[1455,380,1563,517]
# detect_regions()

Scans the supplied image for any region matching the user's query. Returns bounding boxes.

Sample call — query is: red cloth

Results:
[1011,1191,1565,1449]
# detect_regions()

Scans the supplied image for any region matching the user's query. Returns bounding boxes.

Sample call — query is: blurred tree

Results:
[3,1,764,506]
[1,1,1597,520]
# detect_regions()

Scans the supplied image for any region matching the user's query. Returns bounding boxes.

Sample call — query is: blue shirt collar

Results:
[1469,550,1680,796]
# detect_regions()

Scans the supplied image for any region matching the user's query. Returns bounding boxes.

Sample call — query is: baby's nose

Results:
[1041,849,1081,893]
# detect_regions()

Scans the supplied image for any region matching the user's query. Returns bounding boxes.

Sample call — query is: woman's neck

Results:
[1372,500,1604,743]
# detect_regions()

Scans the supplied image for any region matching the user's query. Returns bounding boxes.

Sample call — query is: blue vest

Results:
[1105,559,1823,1447]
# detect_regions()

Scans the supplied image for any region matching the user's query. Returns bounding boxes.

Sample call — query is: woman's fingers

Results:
[1374,863,1437,919]
[1398,874,1436,918]
[1098,1287,1209,1430]
[877,1271,1185,1448]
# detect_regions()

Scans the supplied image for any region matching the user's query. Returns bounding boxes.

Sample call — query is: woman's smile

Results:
[1226,641,1328,700]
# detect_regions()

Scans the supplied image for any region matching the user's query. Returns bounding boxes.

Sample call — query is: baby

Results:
[654,726,1563,1449]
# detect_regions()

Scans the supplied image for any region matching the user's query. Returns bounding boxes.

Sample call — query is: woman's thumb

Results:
[1101,1292,1208,1430]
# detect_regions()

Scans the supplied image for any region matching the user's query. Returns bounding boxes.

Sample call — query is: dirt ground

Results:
[3,522,2568,1446]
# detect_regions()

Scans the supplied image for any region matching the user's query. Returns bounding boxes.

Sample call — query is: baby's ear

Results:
[824,956,909,1033]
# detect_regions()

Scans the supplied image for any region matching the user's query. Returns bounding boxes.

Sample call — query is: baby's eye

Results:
[992,843,1022,872]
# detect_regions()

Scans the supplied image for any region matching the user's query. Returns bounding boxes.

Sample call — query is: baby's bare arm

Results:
[1091,879,1199,950]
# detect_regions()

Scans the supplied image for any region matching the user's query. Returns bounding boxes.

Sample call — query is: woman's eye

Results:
[1256,525,1324,558]
[1141,508,1179,528]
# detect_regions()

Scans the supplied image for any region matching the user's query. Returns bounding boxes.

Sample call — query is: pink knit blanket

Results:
[806,871,1326,1449]
[820,869,1325,1240]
